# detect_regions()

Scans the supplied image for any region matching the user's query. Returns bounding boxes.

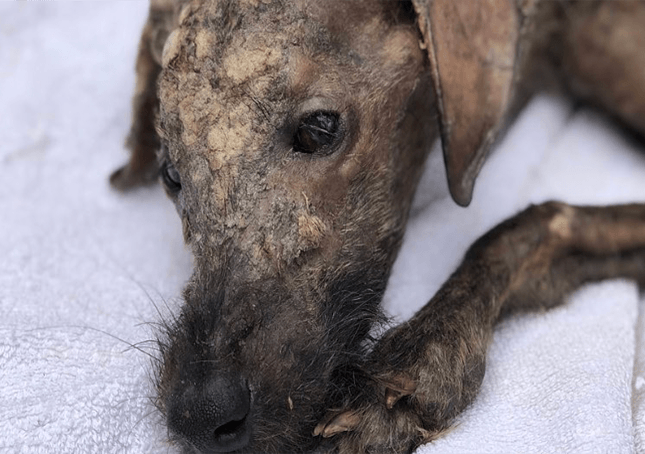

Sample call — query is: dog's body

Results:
[111,1,645,453]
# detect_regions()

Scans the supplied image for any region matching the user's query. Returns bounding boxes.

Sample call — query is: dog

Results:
[111,1,645,453]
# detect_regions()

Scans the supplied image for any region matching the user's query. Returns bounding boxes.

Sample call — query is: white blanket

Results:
[1,2,644,453]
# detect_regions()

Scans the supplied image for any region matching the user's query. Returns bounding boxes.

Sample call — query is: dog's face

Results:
[152,0,526,451]
[155,0,435,452]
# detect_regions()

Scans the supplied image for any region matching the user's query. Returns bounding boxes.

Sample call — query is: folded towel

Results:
[1,2,643,453]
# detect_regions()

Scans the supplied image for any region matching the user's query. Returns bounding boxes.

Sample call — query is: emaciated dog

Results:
[111,1,645,453]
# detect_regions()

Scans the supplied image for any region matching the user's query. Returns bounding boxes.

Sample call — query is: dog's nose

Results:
[167,373,251,453]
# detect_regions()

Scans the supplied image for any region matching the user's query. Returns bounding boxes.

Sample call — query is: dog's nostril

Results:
[208,413,250,452]
[167,374,251,453]
[214,416,247,439]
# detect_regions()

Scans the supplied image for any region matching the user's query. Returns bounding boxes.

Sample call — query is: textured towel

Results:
[1,2,644,453]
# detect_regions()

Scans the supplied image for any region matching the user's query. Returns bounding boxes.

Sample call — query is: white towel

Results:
[1,2,644,453]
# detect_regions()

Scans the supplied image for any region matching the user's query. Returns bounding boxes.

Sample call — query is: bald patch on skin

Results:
[548,205,575,240]
[361,16,385,42]
[223,44,283,84]
[288,54,317,96]
[195,29,214,60]
[178,82,213,147]
[381,29,425,68]
[206,100,253,170]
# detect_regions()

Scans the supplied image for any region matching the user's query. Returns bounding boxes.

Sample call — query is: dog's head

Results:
[153,0,522,452]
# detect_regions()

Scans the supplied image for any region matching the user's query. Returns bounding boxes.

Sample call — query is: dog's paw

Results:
[315,373,433,454]
[315,324,487,454]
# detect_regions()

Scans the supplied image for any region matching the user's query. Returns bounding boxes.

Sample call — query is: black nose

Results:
[167,373,251,453]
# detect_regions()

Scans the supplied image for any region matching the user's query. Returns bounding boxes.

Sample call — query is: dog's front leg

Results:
[317,201,645,454]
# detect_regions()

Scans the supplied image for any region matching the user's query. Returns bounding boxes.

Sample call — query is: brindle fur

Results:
[111,1,645,453]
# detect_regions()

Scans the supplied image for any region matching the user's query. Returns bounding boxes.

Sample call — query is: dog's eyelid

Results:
[298,96,342,114]
[160,158,182,194]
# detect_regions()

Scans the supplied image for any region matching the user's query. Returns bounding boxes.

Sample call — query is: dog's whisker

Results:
[73,325,161,362]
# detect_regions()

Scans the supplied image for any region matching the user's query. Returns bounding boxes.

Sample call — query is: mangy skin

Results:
[111,1,645,453]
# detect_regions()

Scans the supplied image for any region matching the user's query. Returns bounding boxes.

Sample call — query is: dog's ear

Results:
[412,0,521,206]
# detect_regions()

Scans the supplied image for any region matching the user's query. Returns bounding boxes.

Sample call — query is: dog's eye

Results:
[160,160,181,194]
[293,111,341,155]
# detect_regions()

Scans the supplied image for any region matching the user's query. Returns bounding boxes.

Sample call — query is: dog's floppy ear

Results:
[412,0,521,206]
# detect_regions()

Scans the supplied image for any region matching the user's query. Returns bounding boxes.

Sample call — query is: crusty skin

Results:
[111,1,645,453]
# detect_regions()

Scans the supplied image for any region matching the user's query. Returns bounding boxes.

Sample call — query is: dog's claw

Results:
[382,374,417,409]
[314,410,361,438]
